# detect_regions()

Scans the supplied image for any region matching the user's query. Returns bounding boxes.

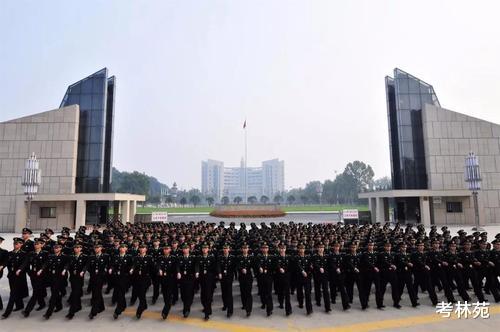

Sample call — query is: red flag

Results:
[243,120,246,129]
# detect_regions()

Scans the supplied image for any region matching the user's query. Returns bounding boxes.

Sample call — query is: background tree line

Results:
[111,161,391,207]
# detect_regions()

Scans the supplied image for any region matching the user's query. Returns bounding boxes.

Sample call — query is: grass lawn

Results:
[136,204,368,214]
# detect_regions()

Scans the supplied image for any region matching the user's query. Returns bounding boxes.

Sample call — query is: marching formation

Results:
[0,221,499,321]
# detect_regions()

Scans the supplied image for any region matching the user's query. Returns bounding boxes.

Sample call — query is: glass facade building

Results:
[385,68,440,221]
[60,68,116,223]
[60,68,115,193]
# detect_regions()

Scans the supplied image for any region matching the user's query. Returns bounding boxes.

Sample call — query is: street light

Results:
[464,152,482,231]
[22,153,41,230]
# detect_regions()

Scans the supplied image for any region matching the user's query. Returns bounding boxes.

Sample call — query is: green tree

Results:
[248,196,258,204]
[221,196,230,205]
[273,195,283,204]
[180,197,187,207]
[344,160,375,192]
[234,196,242,204]
[189,195,201,207]
[260,195,269,204]
[374,176,392,190]
[300,195,309,204]
[206,197,215,206]
[286,195,296,205]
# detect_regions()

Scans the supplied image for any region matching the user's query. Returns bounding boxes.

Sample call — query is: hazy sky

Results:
[1,1,500,190]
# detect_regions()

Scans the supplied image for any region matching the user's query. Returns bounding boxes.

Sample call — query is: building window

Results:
[446,202,462,213]
[40,207,57,218]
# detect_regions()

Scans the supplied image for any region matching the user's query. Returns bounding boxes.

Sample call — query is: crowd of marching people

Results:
[0,220,499,321]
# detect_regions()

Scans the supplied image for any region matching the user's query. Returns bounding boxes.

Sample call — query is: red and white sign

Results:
[343,209,359,219]
[152,212,168,223]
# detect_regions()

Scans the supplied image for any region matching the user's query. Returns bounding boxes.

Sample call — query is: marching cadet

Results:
[360,239,383,310]
[109,243,132,319]
[343,242,363,308]
[87,243,110,319]
[23,238,48,317]
[443,241,471,302]
[378,241,401,309]
[328,241,349,311]
[171,239,181,306]
[66,243,87,319]
[312,243,331,313]
[43,243,68,319]
[198,242,217,320]
[0,236,7,310]
[128,238,141,305]
[428,239,456,303]
[459,239,486,302]
[156,243,177,319]
[1,238,29,319]
[490,239,500,302]
[255,242,274,316]
[411,240,438,306]
[21,228,34,253]
[149,238,162,304]
[44,229,56,250]
[217,243,235,318]
[275,243,292,316]
[395,242,419,307]
[476,239,500,302]
[130,244,154,319]
[176,243,199,318]
[295,243,313,315]
[236,243,254,317]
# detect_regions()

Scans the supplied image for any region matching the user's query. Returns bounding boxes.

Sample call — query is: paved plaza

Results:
[1,223,500,331]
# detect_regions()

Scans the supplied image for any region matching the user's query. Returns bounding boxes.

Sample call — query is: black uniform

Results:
[0,246,8,310]
[198,253,217,318]
[475,248,500,302]
[328,251,349,310]
[255,254,274,315]
[360,250,383,309]
[428,249,455,303]
[176,254,199,316]
[109,253,133,317]
[411,250,438,305]
[236,254,254,315]
[156,253,177,318]
[312,253,331,311]
[43,253,68,318]
[66,253,88,317]
[275,253,292,315]
[378,250,400,307]
[395,250,418,306]
[459,250,486,302]
[343,251,363,307]
[217,254,236,316]
[86,253,110,318]
[149,246,162,303]
[24,250,49,315]
[442,250,471,302]
[131,254,154,318]
[2,249,29,318]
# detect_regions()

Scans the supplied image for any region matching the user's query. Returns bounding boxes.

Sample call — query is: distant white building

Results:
[201,158,284,201]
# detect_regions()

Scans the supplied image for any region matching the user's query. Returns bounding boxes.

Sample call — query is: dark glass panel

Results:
[81,79,93,93]
[408,78,421,93]
[80,94,92,109]
[409,94,421,109]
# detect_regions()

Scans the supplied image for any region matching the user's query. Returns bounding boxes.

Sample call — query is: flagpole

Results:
[244,120,248,204]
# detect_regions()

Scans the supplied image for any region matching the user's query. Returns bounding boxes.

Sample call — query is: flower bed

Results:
[209,209,286,218]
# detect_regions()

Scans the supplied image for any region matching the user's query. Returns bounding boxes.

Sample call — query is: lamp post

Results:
[22,153,41,230]
[464,152,482,231]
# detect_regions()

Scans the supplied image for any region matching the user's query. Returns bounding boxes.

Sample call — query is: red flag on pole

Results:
[243,120,246,129]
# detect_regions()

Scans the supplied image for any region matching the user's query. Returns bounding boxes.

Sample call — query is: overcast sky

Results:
[1,1,500,190]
